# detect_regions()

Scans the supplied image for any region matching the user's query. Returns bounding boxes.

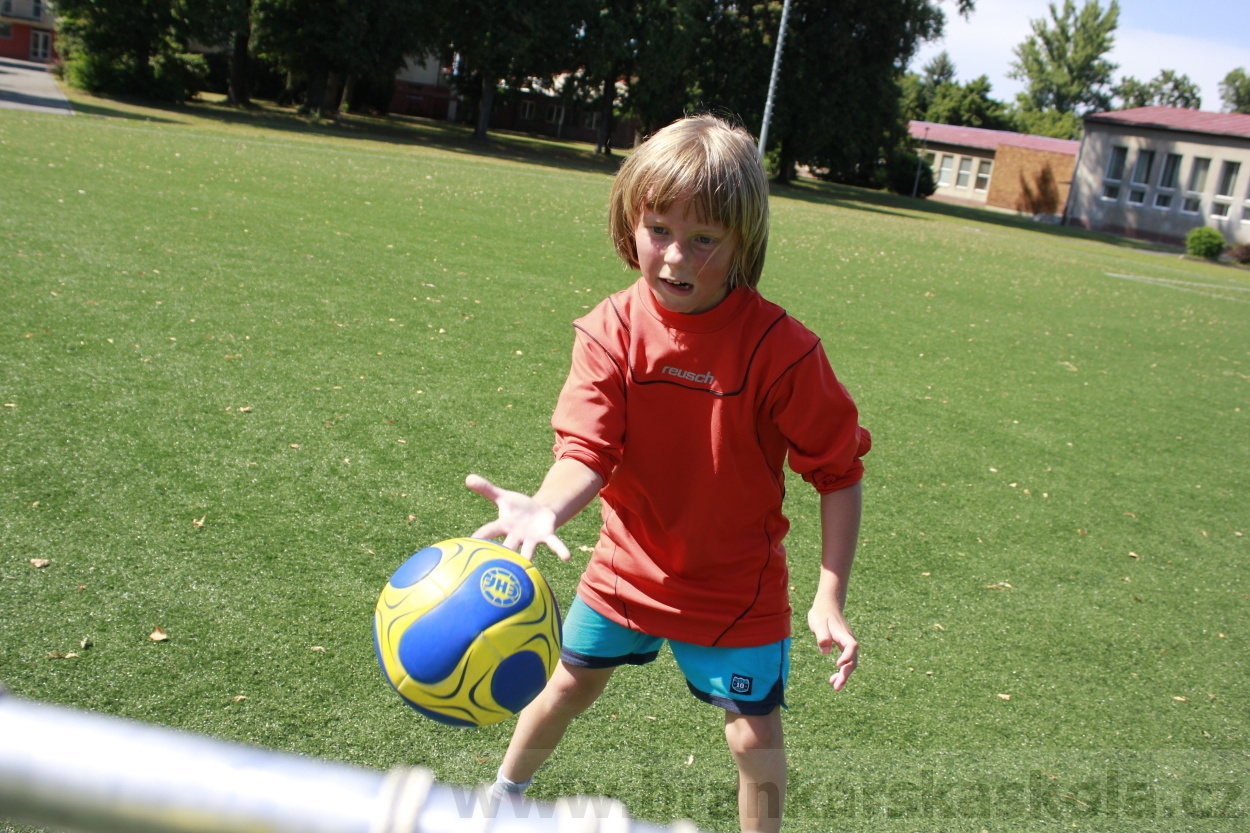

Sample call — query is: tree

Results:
[1114,69,1200,110]
[440,0,581,139]
[720,0,966,184]
[921,74,1010,129]
[254,0,434,117]
[55,0,192,98]
[1009,0,1119,121]
[179,0,255,105]
[1220,67,1250,114]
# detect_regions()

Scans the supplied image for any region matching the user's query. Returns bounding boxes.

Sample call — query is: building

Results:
[1064,106,1250,247]
[0,0,56,63]
[389,55,461,122]
[389,58,636,149]
[910,121,1080,220]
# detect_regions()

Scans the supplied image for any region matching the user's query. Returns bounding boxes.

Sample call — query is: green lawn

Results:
[2,95,1248,833]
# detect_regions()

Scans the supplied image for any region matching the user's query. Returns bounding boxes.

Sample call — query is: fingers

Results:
[544,534,571,562]
[465,473,501,502]
[472,519,507,540]
[830,642,859,691]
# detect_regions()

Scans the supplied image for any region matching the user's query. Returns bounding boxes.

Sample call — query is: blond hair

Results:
[608,115,770,290]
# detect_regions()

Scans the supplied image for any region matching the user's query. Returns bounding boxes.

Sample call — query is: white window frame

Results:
[519,100,535,121]
[1127,149,1154,205]
[937,154,953,187]
[1101,146,1128,201]
[1154,153,1181,210]
[30,28,50,61]
[545,104,564,125]
[582,111,600,130]
[955,157,973,189]
[974,159,992,192]
[1182,157,1210,215]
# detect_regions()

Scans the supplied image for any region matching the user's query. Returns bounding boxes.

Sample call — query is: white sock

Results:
[494,767,532,794]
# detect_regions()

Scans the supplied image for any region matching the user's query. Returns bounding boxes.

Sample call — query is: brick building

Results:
[0,0,56,63]
[909,121,1080,221]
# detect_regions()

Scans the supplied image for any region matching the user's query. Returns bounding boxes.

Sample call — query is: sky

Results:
[910,0,1250,112]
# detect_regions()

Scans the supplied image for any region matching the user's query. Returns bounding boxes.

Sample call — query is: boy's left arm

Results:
[808,482,862,691]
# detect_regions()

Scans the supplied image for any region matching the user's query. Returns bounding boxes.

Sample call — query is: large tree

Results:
[1220,67,1250,114]
[253,0,434,117]
[439,0,581,139]
[55,0,179,96]
[1008,0,1119,131]
[759,0,960,183]
[901,52,1009,130]
[1114,69,1200,110]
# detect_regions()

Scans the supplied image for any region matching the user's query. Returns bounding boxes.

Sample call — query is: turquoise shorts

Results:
[560,596,789,715]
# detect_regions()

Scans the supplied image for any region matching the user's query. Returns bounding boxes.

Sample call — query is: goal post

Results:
[0,690,703,833]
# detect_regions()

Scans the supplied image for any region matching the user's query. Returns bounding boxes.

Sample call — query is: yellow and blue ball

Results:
[374,538,562,727]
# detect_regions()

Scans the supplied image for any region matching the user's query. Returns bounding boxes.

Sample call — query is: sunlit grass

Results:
[2,95,1247,832]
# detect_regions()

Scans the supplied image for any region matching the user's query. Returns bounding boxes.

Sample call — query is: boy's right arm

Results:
[466,459,604,562]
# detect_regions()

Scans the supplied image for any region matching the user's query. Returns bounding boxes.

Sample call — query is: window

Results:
[545,104,564,124]
[582,111,600,130]
[1216,161,1240,197]
[0,0,12,15]
[1127,150,1154,204]
[956,157,973,189]
[519,101,534,120]
[1101,146,1128,199]
[1213,161,1240,218]
[923,152,935,167]
[975,160,992,192]
[0,23,11,39]
[937,155,953,187]
[1182,157,1210,214]
[33,0,43,16]
[1186,157,1211,192]
[1154,153,1181,209]
[30,28,50,61]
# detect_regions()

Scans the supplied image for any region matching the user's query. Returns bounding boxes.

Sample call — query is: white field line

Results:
[1103,271,1250,305]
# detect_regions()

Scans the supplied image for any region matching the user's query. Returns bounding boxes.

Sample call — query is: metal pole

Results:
[757,0,794,159]
[911,125,930,198]
[0,692,701,833]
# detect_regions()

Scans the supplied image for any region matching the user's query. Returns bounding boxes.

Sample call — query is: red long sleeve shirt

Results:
[553,278,870,647]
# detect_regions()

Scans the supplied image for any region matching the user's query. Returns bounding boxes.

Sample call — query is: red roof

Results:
[1083,106,1250,140]
[908,121,1079,156]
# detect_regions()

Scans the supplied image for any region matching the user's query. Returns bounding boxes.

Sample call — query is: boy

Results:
[467,115,870,833]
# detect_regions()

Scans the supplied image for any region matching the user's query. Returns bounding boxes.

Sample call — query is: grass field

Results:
[2,94,1248,833]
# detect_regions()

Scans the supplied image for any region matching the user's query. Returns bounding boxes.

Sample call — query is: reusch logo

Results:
[662,365,715,385]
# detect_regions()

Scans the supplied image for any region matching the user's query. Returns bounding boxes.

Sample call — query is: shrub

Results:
[881,149,936,197]
[1185,226,1226,260]
[1229,244,1250,265]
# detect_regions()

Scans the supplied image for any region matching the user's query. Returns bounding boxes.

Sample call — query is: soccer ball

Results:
[374,538,562,727]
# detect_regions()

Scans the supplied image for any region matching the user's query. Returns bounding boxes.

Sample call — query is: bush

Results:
[881,148,936,197]
[1185,226,1226,260]
[64,48,206,101]
[1229,244,1250,265]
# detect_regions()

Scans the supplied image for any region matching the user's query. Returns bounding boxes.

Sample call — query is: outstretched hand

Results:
[807,598,858,691]
[465,473,571,562]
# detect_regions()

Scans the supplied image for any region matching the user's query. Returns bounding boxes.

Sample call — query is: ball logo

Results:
[480,566,523,608]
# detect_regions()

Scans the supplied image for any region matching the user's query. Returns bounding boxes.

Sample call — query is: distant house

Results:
[909,121,1080,221]
[389,55,461,122]
[0,0,56,63]
[1064,106,1250,247]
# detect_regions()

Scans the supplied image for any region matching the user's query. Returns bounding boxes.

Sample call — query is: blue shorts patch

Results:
[561,596,789,715]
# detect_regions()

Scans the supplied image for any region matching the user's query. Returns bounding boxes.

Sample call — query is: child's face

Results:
[634,196,735,315]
